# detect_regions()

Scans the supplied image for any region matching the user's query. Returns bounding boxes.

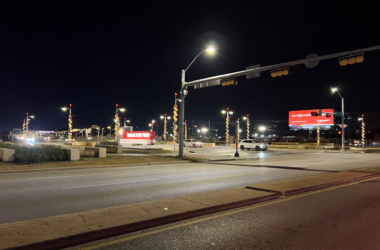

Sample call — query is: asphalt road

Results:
[67,175,380,250]
[1,150,379,224]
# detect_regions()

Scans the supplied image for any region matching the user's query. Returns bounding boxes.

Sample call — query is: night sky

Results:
[1,1,380,134]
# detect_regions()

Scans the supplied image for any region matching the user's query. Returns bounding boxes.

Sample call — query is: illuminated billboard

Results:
[289,109,334,127]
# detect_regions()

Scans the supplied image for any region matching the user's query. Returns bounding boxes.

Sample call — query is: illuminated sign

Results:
[289,109,334,126]
[123,131,155,140]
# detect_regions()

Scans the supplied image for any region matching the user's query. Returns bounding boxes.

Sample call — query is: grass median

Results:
[0,155,205,171]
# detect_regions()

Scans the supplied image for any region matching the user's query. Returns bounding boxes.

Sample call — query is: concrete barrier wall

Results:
[96,145,122,153]
[85,147,106,157]
[72,142,97,147]
[63,148,80,161]
[0,148,15,162]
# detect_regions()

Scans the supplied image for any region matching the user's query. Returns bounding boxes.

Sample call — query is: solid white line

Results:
[62,179,158,189]
[29,173,110,180]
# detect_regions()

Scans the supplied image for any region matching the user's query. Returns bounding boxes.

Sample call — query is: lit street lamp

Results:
[61,104,72,143]
[114,104,125,141]
[160,114,171,142]
[359,115,365,149]
[201,128,208,141]
[222,108,233,146]
[178,47,215,158]
[23,113,34,139]
[332,88,345,152]
[107,126,111,136]
[124,118,131,127]
[149,120,155,132]
[243,114,250,139]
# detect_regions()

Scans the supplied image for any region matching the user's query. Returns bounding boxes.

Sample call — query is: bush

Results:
[0,142,19,149]
[14,146,68,164]
[80,150,95,157]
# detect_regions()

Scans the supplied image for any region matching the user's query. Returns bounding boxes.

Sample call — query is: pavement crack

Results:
[79,212,91,231]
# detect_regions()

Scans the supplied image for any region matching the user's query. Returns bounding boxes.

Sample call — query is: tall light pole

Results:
[185,120,188,140]
[359,115,365,149]
[61,105,72,143]
[149,120,155,132]
[243,114,250,139]
[221,107,233,146]
[332,88,345,152]
[235,118,240,157]
[179,47,215,158]
[114,104,125,142]
[124,118,131,127]
[202,128,208,141]
[23,113,34,139]
[160,114,171,142]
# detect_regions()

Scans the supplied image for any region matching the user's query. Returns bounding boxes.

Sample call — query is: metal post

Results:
[235,119,239,157]
[226,112,229,147]
[179,70,185,158]
[341,97,345,152]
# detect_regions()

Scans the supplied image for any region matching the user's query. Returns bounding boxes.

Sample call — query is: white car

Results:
[184,139,204,148]
[239,139,268,151]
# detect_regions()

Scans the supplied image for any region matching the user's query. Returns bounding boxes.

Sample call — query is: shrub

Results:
[80,150,95,157]
[14,146,68,164]
[0,142,19,150]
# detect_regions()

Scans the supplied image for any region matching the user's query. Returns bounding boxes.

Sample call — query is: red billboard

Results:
[289,109,334,127]
[122,131,155,140]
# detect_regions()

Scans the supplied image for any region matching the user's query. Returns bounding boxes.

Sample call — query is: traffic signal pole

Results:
[179,69,186,158]
[178,45,380,158]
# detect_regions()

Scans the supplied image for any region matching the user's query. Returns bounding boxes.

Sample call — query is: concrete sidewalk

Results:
[0,188,278,250]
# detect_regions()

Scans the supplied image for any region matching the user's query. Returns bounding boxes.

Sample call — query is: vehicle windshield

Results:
[253,140,260,143]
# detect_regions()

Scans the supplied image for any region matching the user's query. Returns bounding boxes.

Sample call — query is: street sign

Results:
[339,124,348,128]
[193,79,220,89]
[334,111,343,117]
[305,53,319,68]
[246,64,260,79]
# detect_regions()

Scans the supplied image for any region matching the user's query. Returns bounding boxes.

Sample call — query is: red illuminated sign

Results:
[122,131,155,140]
[289,109,334,126]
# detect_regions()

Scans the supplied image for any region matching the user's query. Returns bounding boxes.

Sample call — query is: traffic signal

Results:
[221,78,237,87]
[338,131,342,135]
[339,53,364,66]
[270,67,290,78]
[326,113,332,118]
[311,111,319,116]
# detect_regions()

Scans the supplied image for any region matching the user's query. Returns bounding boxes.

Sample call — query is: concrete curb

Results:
[1,190,278,250]
[247,172,380,196]
[0,160,192,175]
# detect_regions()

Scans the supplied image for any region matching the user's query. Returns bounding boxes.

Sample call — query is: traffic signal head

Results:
[221,78,237,87]
[270,67,290,78]
[338,131,342,135]
[311,111,319,116]
[339,53,364,66]
[326,113,332,118]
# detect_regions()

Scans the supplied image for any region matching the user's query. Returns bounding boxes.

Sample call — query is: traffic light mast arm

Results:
[183,45,380,88]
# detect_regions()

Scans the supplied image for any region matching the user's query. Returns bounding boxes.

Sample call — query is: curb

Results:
[0,161,192,175]
[4,193,279,250]
[246,172,380,196]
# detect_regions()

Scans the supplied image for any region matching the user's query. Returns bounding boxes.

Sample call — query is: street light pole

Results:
[332,88,345,152]
[235,118,240,157]
[222,108,233,147]
[178,47,215,158]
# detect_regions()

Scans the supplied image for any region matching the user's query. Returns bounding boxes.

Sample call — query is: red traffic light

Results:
[338,131,342,135]
[326,113,332,118]
[116,104,119,107]
[175,93,178,97]
[311,112,319,116]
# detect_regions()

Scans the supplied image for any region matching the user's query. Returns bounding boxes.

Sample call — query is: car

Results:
[239,139,268,151]
[184,139,204,148]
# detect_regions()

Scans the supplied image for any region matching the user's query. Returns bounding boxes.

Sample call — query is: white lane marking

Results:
[62,179,158,189]
[29,173,109,180]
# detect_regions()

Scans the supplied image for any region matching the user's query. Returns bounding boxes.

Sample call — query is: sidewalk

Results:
[1,169,379,250]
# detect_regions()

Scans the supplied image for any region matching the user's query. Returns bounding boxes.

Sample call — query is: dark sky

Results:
[1,1,380,133]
